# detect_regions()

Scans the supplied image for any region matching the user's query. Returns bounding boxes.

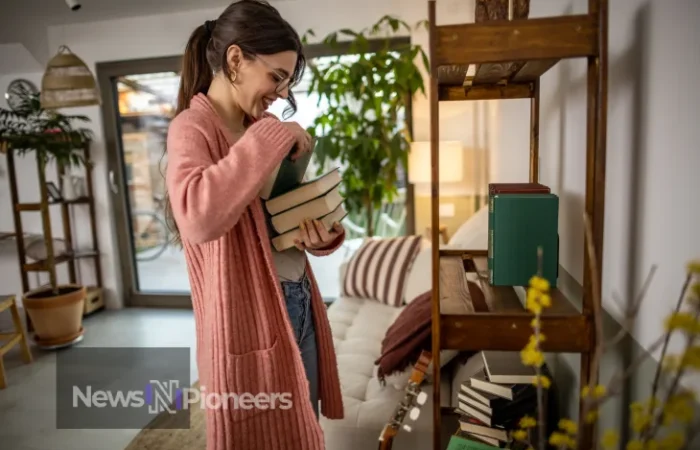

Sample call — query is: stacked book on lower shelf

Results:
[447,351,554,449]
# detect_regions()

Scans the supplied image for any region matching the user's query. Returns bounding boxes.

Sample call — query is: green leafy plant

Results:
[0,84,93,168]
[302,16,429,236]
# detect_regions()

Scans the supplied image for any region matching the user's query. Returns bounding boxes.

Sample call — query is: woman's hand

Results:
[294,219,344,251]
[281,122,313,160]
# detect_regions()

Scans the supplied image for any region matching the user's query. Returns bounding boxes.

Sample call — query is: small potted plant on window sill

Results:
[0,83,93,348]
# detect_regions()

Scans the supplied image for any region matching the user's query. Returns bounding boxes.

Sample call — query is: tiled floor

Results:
[0,308,197,450]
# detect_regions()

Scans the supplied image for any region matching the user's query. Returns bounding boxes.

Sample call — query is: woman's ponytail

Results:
[176,24,213,115]
[165,24,214,246]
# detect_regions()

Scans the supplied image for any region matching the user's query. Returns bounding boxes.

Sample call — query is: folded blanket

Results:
[374,281,485,384]
[375,290,432,384]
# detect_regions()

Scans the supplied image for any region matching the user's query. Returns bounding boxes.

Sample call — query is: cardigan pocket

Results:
[223,336,295,422]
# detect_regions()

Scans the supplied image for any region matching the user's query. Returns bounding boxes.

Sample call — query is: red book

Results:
[488,182,551,195]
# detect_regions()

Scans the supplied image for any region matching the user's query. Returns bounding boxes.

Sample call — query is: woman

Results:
[165,1,345,449]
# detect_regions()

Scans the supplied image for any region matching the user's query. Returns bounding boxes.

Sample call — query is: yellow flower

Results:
[512,429,528,441]
[687,260,700,274]
[594,385,606,398]
[529,275,551,292]
[659,431,685,450]
[519,416,537,428]
[526,295,543,315]
[601,429,619,449]
[664,312,700,334]
[630,406,652,432]
[531,317,541,328]
[662,355,681,372]
[663,391,695,425]
[533,375,552,389]
[521,346,545,367]
[681,346,700,369]
[692,283,700,301]
[549,431,576,448]
[581,385,590,398]
[581,384,607,399]
[585,409,599,424]
[539,293,552,307]
[558,418,578,435]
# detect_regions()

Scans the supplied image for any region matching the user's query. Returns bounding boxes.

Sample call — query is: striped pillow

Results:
[342,235,423,307]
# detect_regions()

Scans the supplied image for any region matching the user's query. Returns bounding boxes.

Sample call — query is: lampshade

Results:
[41,46,100,109]
[408,141,464,184]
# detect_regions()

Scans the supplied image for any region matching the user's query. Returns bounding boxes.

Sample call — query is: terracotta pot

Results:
[23,284,86,345]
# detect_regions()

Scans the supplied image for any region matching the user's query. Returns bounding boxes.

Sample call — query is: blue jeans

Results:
[281,272,319,419]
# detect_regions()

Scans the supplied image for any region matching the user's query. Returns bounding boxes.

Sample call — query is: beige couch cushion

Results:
[322,294,450,450]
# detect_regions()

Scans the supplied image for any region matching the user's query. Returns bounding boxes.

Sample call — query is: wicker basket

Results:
[41,45,100,109]
[475,0,530,22]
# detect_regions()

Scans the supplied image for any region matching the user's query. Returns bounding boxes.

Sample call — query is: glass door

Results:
[97,56,190,307]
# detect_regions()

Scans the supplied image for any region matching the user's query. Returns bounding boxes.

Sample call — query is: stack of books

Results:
[487,182,559,287]
[260,144,346,251]
[451,351,547,448]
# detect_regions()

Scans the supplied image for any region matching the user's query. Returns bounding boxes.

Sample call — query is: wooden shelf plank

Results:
[14,197,90,212]
[23,250,99,271]
[439,82,533,101]
[511,59,560,83]
[441,313,590,352]
[438,251,587,352]
[435,14,598,66]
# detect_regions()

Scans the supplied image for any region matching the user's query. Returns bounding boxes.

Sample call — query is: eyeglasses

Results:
[256,56,295,94]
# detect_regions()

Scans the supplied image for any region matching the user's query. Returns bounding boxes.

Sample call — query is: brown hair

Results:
[164,0,305,245]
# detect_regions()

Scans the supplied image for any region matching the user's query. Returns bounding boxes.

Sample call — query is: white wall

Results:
[496,0,700,359]
[0,0,501,308]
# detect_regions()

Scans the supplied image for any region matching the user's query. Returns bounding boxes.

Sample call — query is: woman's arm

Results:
[166,115,296,244]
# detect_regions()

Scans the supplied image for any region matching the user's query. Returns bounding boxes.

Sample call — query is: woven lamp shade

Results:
[41,46,100,109]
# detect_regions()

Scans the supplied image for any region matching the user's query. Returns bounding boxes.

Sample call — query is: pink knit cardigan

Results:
[166,93,344,450]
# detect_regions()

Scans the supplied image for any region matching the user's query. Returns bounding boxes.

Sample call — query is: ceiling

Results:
[0,0,239,41]
[0,0,288,74]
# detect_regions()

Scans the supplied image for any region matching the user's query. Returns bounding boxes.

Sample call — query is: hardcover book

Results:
[269,184,343,234]
[487,183,551,272]
[270,204,347,251]
[488,193,559,286]
[265,168,341,215]
[259,143,314,200]
[447,433,500,450]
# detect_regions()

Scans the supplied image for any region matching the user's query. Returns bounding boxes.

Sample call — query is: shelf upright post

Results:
[428,1,442,449]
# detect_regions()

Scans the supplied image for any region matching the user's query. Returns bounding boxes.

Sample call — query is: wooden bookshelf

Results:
[4,142,105,326]
[427,1,608,448]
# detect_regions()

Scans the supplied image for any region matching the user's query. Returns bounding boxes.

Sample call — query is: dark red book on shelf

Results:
[488,182,551,195]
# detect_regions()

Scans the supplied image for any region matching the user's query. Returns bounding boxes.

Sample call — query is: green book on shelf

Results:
[447,434,500,450]
[488,193,559,287]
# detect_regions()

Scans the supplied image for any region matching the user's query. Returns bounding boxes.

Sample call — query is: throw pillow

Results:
[342,235,422,307]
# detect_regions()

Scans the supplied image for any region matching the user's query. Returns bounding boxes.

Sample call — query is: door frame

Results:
[96,55,191,308]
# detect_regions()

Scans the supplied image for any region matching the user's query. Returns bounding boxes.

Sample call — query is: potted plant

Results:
[303,16,429,236]
[0,84,93,347]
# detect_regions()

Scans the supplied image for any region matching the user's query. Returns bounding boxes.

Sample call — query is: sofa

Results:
[320,206,489,450]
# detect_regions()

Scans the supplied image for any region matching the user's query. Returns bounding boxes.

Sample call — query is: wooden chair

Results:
[0,295,33,389]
